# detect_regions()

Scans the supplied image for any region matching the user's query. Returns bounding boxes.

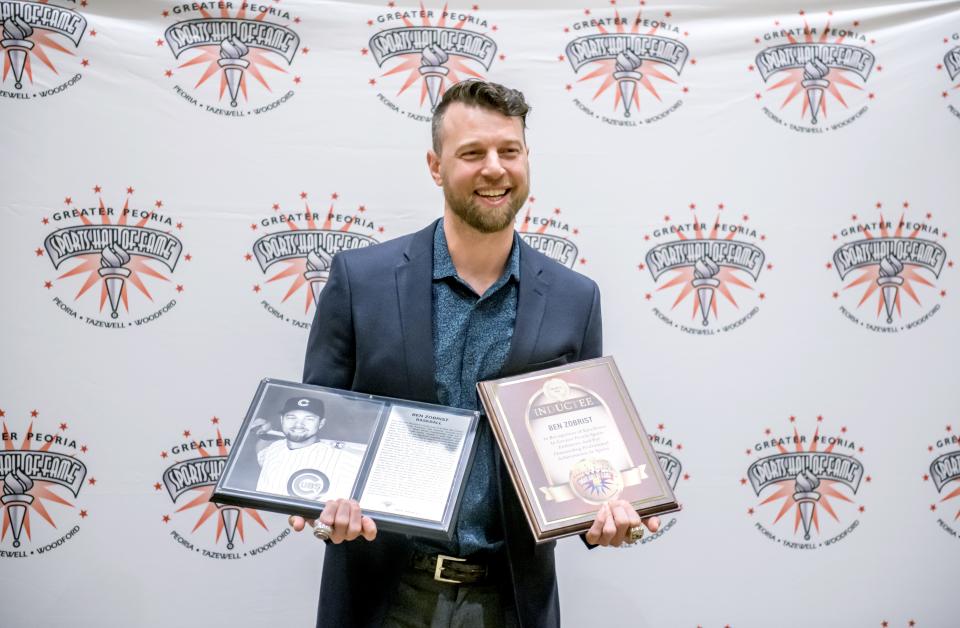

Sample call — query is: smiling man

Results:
[291,81,657,628]
[252,397,365,501]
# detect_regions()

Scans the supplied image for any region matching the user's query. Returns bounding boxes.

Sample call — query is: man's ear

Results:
[426,150,443,187]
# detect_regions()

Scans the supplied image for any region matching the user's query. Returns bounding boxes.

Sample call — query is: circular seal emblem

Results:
[287,469,330,500]
[569,458,623,503]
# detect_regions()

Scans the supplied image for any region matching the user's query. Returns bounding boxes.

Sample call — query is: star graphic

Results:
[245,253,253,261]
[160,451,168,458]
[211,416,220,424]
[253,285,261,293]
[156,39,164,47]
[176,285,184,293]
[59,422,68,430]
[31,410,38,418]
[35,248,44,257]
[165,69,173,77]
[44,281,53,289]
[184,254,192,262]
[162,515,171,523]
[81,59,89,67]
[155,200,163,208]
[88,477,96,486]
[183,430,191,438]
[80,445,87,453]
[154,482,162,491]
[80,510,88,518]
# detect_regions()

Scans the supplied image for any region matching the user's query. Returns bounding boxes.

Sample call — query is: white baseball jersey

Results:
[256,439,365,501]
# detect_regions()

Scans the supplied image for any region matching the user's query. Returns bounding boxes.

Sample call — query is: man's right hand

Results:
[288,498,377,544]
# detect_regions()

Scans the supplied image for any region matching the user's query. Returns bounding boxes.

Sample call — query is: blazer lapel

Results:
[395,220,440,403]
[500,241,549,377]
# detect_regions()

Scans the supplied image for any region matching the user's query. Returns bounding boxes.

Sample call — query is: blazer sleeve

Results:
[302,253,357,389]
[579,282,603,360]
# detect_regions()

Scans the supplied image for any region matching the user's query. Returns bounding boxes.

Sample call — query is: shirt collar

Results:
[432,219,521,284]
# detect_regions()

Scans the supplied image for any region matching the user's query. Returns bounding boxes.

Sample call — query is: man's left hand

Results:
[585,500,660,547]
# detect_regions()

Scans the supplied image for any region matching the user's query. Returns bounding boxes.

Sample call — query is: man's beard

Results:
[444,181,529,234]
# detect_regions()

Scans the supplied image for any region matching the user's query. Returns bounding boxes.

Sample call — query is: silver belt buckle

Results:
[433,553,466,584]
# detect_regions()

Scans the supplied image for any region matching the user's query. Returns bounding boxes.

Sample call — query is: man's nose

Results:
[480,151,506,178]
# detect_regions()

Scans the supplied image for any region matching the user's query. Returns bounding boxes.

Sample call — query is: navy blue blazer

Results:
[303,219,602,628]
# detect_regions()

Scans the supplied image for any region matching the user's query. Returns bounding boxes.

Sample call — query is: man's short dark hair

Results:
[431,80,530,153]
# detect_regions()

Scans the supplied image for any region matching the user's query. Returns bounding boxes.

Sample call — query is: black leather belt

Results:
[411,551,490,584]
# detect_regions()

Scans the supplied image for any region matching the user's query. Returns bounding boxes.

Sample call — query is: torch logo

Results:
[925,424,960,541]
[248,191,382,329]
[39,186,189,328]
[939,31,960,121]
[516,197,584,270]
[750,10,878,132]
[743,416,869,550]
[560,2,693,127]
[829,205,949,333]
[639,203,770,335]
[364,3,500,122]
[1,408,95,558]
[630,422,687,545]
[0,0,91,99]
[159,1,304,117]
[157,419,287,559]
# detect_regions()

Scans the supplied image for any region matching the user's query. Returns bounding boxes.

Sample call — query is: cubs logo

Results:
[560,2,694,126]
[750,9,878,132]
[158,418,287,559]
[0,0,91,99]
[159,1,305,117]
[828,205,949,333]
[39,185,190,328]
[364,2,501,122]
[1,407,95,558]
[743,415,869,550]
[925,423,960,541]
[517,197,583,270]
[287,468,329,500]
[640,203,770,335]
[247,191,381,329]
[633,421,688,545]
[939,31,960,121]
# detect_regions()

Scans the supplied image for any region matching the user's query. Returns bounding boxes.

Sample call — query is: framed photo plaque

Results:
[478,356,680,542]
[212,379,480,541]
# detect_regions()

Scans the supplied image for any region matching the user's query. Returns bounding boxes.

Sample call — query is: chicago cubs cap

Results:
[281,396,324,416]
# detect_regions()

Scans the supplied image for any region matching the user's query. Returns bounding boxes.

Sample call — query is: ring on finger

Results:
[313,521,334,541]
[625,525,644,544]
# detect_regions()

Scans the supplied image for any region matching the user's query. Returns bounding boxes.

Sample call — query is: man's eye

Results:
[500,149,519,157]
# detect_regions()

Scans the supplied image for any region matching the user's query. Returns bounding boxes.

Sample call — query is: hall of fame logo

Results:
[516,197,584,270]
[828,205,949,333]
[157,418,286,560]
[924,423,960,541]
[750,10,878,132]
[0,0,92,100]
[560,2,693,127]
[639,203,770,336]
[633,422,687,545]
[39,186,190,328]
[247,191,382,329]
[938,31,960,121]
[1,408,95,558]
[159,1,304,117]
[364,2,501,122]
[742,416,869,550]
